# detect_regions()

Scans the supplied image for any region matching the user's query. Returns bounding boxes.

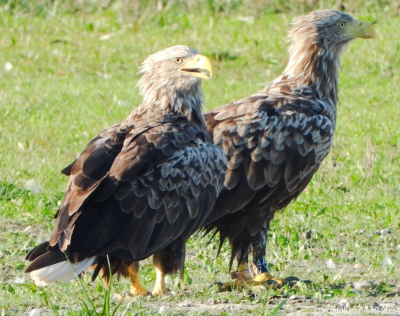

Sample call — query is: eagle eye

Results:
[338,21,346,29]
[174,57,183,64]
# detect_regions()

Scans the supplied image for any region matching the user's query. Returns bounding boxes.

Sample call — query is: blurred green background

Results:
[0,1,399,314]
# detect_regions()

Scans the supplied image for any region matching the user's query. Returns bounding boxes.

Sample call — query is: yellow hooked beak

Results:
[179,54,214,80]
[345,19,376,39]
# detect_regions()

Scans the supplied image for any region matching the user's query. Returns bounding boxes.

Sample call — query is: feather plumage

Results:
[25,45,226,286]
[201,10,374,272]
[92,10,375,293]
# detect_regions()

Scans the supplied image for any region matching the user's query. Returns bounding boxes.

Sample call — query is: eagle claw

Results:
[217,272,295,291]
[286,276,300,283]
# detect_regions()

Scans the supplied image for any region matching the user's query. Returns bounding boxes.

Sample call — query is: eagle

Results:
[124,10,375,295]
[25,45,227,293]
[203,10,375,291]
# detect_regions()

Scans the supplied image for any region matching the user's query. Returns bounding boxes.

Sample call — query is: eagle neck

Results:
[282,41,343,108]
[137,81,207,129]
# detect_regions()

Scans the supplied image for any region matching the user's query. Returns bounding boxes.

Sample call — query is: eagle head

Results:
[289,10,375,52]
[137,45,213,113]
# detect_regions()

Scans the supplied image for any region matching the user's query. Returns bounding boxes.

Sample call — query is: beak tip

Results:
[180,54,214,80]
[360,21,376,39]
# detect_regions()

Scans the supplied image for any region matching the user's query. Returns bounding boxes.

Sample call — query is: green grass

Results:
[1,1,400,315]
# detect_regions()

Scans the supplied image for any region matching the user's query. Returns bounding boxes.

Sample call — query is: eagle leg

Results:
[127,262,151,296]
[218,252,254,291]
[152,264,168,296]
[219,261,290,291]
[151,238,186,296]
[250,227,299,286]
[219,226,297,291]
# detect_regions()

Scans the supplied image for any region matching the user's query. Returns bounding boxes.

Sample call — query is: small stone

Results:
[301,230,313,240]
[158,305,166,314]
[326,258,336,269]
[99,34,112,40]
[354,263,365,269]
[257,285,267,291]
[28,310,42,316]
[352,281,371,291]
[337,299,350,309]
[23,226,33,232]
[375,229,392,236]
[14,277,24,284]
[289,295,301,300]
[24,179,41,193]
[113,293,123,301]
[385,257,393,265]
[179,300,193,307]
[4,62,12,72]
[237,16,254,24]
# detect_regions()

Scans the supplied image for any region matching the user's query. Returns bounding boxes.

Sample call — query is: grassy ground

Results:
[0,1,400,315]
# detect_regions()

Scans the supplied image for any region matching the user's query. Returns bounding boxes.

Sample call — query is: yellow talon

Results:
[253,272,285,285]
[218,264,289,291]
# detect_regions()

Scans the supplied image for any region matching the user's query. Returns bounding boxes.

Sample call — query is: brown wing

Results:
[203,87,334,228]
[49,122,128,250]
[26,121,226,272]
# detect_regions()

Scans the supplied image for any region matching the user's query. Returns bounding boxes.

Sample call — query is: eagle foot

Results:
[254,272,285,285]
[254,272,300,287]
[152,287,169,296]
[114,290,151,302]
[129,284,152,297]
[218,272,298,292]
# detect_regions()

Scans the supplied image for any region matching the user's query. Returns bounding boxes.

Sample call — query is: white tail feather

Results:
[30,257,96,286]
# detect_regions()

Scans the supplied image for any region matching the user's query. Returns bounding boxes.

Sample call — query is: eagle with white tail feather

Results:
[25,45,227,292]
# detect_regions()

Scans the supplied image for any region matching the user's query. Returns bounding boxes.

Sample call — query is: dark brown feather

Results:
[200,11,357,266]
[25,46,227,284]
[132,10,374,285]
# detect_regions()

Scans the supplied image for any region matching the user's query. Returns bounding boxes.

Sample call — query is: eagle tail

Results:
[202,216,255,273]
[29,257,95,286]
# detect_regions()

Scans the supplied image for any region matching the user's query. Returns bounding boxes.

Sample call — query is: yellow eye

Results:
[338,21,346,28]
[174,57,183,64]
